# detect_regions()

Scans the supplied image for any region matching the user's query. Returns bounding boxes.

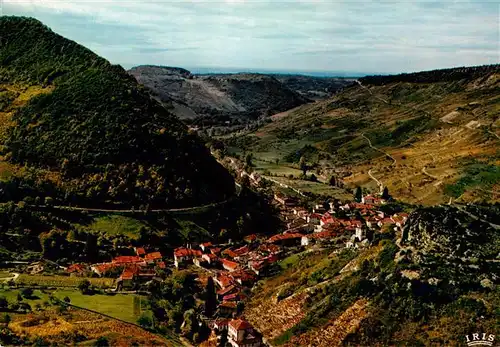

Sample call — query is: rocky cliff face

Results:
[129,65,309,122]
[400,206,498,286]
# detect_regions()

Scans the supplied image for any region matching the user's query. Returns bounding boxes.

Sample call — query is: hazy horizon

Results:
[3,0,499,74]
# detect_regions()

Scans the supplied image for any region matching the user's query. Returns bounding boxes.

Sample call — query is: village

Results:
[57,184,408,347]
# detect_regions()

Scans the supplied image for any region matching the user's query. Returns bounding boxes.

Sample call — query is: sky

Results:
[2,0,499,75]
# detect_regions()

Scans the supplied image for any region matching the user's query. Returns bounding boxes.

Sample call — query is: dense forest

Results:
[0,17,235,208]
[360,64,500,85]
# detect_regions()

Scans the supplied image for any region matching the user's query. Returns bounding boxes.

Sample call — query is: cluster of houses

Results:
[273,192,409,249]
[68,248,165,289]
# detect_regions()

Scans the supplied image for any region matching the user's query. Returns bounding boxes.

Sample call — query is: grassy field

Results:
[53,290,144,323]
[253,159,303,177]
[0,270,12,278]
[266,175,353,200]
[17,274,115,288]
[0,287,144,324]
[83,215,146,240]
[0,288,51,306]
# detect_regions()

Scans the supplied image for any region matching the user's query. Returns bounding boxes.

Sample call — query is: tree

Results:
[18,302,31,313]
[329,176,336,186]
[63,296,71,304]
[94,337,109,347]
[382,186,390,200]
[299,156,308,175]
[354,186,363,203]
[44,196,54,206]
[137,312,153,329]
[77,279,91,294]
[0,296,7,310]
[20,287,34,299]
[240,174,250,188]
[219,327,228,347]
[204,277,217,317]
[0,313,11,324]
[245,153,253,167]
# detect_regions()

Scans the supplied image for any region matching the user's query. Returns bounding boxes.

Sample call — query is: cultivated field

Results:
[17,274,115,288]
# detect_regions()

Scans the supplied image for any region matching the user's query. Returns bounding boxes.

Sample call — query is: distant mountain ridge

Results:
[128,65,354,123]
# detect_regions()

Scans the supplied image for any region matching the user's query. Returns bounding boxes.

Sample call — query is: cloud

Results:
[3,0,499,73]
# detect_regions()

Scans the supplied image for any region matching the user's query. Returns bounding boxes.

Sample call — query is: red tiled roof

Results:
[135,247,146,256]
[219,301,237,309]
[309,213,322,219]
[233,245,249,256]
[214,319,229,327]
[174,248,202,258]
[67,264,85,273]
[231,270,256,282]
[244,234,257,242]
[211,247,221,254]
[217,285,238,296]
[222,259,239,270]
[201,242,213,247]
[157,261,166,269]
[222,249,238,258]
[258,244,281,254]
[93,263,116,274]
[113,256,144,264]
[144,252,162,260]
[307,231,337,239]
[216,275,234,288]
[203,253,218,260]
[223,293,239,301]
[268,232,304,243]
[380,218,394,224]
[229,319,253,331]
[249,260,266,270]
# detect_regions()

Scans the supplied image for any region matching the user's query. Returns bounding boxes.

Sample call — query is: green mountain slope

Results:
[0,16,234,208]
[225,64,500,205]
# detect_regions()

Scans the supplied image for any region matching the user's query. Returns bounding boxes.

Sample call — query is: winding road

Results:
[360,133,397,190]
[0,272,19,283]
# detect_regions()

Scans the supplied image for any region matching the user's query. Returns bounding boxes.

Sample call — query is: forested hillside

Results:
[0,17,235,208]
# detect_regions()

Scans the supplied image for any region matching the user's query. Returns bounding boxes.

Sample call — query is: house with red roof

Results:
[215,274,234,289]
[144,252,162,264]
[211,247,222,255]
[378,218,395,228]
[112,256,145,266]
[222,259,239,272]
[301,231,337,246]
[174,248,203,268]
[213,318,229,332]
[67,263,86,274]
[231,270,257,286]
[257,243,281,255]
[233,245,249,257]
[91,263,116,276]
[218,301,237,316]
[134,247,146,257]
[267,232,304,246]
[222,248,239,259]
[244,234,257,243]
[228,319,262,347]
[200,242,213,252]
[202,253,219,265]
[217,285,239,300]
